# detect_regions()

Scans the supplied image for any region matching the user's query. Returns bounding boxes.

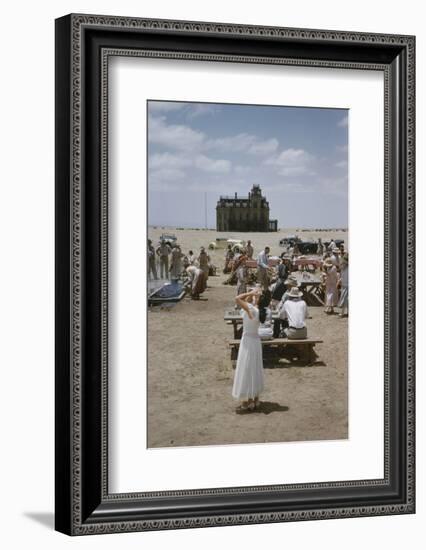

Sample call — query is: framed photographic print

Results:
[55,14,415,535]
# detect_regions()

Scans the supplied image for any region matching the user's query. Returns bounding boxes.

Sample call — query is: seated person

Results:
[279,286,308,339]
[273,276,298,337]
[258,306,273,340]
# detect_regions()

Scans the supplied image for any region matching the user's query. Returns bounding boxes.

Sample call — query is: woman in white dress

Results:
[322,258,339,314]
[232,288,271,412]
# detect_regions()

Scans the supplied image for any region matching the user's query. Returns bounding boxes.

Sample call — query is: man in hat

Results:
[256,246,270,290]
[156,238,171,279]
[280,286,308,339]
[147,239,158,281]
[273,276,299,337]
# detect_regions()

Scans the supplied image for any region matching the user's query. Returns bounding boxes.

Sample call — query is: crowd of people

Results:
[148,234,349,412]
[225,238,349,413]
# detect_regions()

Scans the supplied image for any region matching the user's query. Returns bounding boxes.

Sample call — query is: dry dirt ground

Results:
[147,228,348,448]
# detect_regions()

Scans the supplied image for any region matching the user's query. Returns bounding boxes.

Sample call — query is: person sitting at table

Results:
[258,290,273,340]
[271,257,290,308]
[273,276,299,337]
[280,286,308,340]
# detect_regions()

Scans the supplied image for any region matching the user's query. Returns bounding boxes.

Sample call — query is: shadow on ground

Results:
[236,401,289,415]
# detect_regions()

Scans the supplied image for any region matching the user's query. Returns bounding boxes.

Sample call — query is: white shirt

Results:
[257,251,269,269]
[281,299,307,329]
[330,253,339,266]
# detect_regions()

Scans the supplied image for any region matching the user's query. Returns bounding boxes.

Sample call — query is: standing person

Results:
[224,244,234,273]
[235,255,249,307]
[329,247,340,267]
[316,238,324,256]
[147,239,158,281]
[281,286,308,339]
[156,239,171,279]
[256,246,270,290]
[328,239,336,252]
[246,239,254,259]
[170,245,184,280]
[232,288,270,412]
[185,265,207,300]
[198,246,210,283]
[187,250,196,266]
[338,253,349,317]
[322,258,339,314]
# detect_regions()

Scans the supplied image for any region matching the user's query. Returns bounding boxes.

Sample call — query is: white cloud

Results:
[149,167,186,182]
[265,148,315,176]
[148,101,185,113]
[186,104,220,118]
[148,115,205,151]
[194,155,231,173]
[207,133,278,156]
[337,115,348,128]
[149,152,192,170]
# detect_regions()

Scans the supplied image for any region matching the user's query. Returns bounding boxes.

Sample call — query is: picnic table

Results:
[224,308,280,339]
[291,272,324,305]
[228,337,323,366]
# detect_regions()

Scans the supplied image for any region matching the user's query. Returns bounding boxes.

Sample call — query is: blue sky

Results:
[147,100,348,228]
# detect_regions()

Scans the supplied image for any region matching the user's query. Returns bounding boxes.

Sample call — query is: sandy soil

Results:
[147,228,348,448]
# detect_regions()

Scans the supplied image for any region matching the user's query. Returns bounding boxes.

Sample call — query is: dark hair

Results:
[258,290,272,324]
[189,250,193,255]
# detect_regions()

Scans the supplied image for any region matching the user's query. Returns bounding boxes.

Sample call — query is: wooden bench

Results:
[228,337,323,366]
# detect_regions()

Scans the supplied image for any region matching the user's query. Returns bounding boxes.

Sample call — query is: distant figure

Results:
[224,244,234,273]
[147,239,158,281]
[187,250,196,266]
[322,258,339,314]
[198,247,210,282]
[235,255,249,300]
[156,239,171,279]
[170,245,184,279]
[338,253,349,317]
[246,240,254,259]
[256,246,270,290]
[280,286,308,339]
[328,239,336,252]
[316,238,324,256]
[232,288,271,412]
[186,265,207,300]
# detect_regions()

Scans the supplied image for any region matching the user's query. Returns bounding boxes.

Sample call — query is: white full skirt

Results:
[232,334,264,400]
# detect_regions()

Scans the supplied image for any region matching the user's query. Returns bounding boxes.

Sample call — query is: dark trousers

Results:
[273,319,288,338]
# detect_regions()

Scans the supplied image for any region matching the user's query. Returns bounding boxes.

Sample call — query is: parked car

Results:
[279,236,344,255]
[160,233,177,247]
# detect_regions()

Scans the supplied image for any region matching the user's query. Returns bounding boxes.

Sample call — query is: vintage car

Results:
[280,236,344,255]
[159,233,178,247]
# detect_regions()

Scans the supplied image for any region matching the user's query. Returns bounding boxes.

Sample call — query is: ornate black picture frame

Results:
[55,14,415,535]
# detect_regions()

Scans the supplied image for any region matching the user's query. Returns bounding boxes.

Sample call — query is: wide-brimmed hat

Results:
[288,286,303,298]
[323,259,334,268]
[284,276,299,287]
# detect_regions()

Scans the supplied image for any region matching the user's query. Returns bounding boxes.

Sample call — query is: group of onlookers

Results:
[148,238,213,300]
